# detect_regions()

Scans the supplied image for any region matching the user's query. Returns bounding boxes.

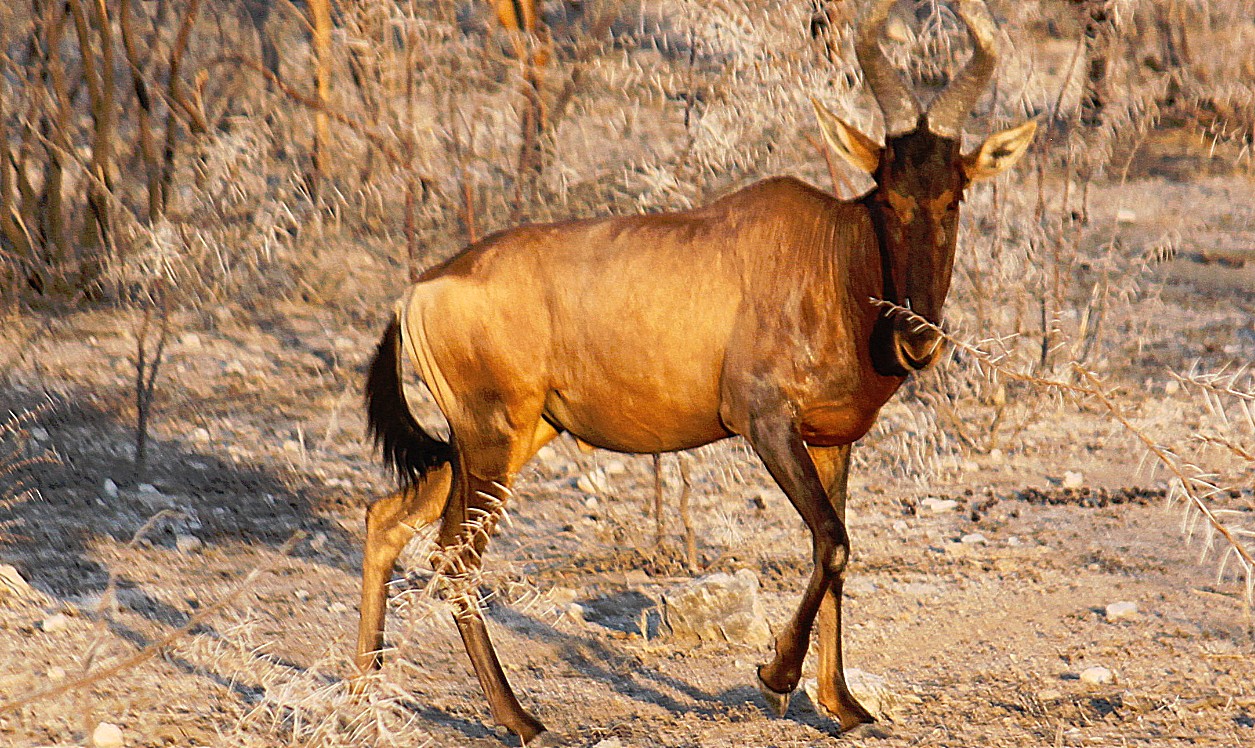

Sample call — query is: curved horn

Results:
[927,0,999,138]
[855,0,921,137]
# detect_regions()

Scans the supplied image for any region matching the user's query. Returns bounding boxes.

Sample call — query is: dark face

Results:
[868,127,968,374]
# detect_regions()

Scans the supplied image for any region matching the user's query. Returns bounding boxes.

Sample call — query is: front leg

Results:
[745,417,850,715]
[809,445,875,730]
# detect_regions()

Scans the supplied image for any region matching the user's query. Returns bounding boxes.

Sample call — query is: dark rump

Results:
[364,317,454,488]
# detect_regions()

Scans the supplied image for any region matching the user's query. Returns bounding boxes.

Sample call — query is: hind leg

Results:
[354,462,453,679]
[433,418,557,744]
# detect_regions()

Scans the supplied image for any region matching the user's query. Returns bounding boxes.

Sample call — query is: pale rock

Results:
[0,564,33,597]
[175,534,203,554]
[1006,536,1024,547]
[1104,601,1139,621]
[1062,471,1084,489]
[920,497,958,514]
[332,336,355,351]
[987,448,1004,463]
[180,333,202,349]
[663,569,772,647]
[137,483,160,494]
[92,721,125,748]
[962,460,981,472]
[329,602,348,614]
[29,426,49,442]
[103,478,119,499]
[191,427,211,444]
[46,665,66,681]
[584,496,599,510]
[960,533,988,545]
[802,668,905,721]
[844,577,879,597]
[577,468,610,495]
[41,612,72,633]
[224,359,247,376]
[549,587,579,606]
[1079,666,1114,685]
[282,439,303,454]
[294,588,310,602]
[309,532,327,553]
[1165,379,1181,395]
[1116,208,1137,224]
[603,459,627,476]
[535,445,558,465]
[891,520,909,534]
[566,603,587,623]
[591,739,623,748]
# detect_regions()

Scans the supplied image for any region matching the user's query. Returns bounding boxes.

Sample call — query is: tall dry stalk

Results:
[308,0,333,205]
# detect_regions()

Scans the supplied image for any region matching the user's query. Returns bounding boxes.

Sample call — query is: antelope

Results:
[356,0,1036,743]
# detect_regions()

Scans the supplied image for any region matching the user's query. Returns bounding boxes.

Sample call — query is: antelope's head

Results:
[814,0,1036,376]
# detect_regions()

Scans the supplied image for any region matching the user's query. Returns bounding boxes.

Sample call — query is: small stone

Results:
[224,359,247,376]
[137,483,159,494]
[591,739,623,748]
[103,479,119,499]
[191,427,210,443]
[175,534,203,554]
[1062,471,1084,489]
[960,533,988,545]
[46,665,66,681]
[920,497,959,514]
[1165,379,1181,395]
[40,613,72,633]
[576,468,609,495]
[1116,208,1137,224]
[987,448,1004,462]
[891,520,909,533]
[92,721,124,748]
[180,333,202,349]
[603,459,627,475]
[332,336,355,351]
[1079,666,1114,685]
[309,532,327,553]
[663,569,772,647]
[294,588,310,602]
[282,439,302,454]
[0,564,33,597]
[844,578,879,597]
[535,445,558,465]
[329,602,348,614]
[584,496,599,510]
[29,426,49,442]
[1037,688,1063,701]
[1104,601,1138,621]
[549,587,579,606]
[566,603,586,623]
[1006,536,1024,547]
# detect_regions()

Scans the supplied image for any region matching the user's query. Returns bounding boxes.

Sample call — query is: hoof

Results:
[756,667,792,717]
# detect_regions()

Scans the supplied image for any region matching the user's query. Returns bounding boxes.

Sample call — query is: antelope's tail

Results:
[365,314,454,489]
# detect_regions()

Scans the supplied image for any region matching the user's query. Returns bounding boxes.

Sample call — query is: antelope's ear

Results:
[812,98,880,175]
[963,119,1038,181]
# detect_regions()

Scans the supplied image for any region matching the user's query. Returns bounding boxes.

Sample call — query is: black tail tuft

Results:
[365,317,454,489]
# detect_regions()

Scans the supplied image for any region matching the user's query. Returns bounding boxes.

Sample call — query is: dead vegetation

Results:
[1,1,1254,746]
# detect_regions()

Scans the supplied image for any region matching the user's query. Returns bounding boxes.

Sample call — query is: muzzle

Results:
[870,311,947,377]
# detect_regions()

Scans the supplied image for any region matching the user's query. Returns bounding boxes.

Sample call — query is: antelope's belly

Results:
[798,403,881,447]
[544,386,730,454]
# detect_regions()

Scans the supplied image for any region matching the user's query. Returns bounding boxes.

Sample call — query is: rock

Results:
[603,459,627,476]
[29,426,49,442]
[224,359,247,376]
[191,427,211,444]
[282,439,303,454]
[46,666,66,681]
[92,721,125,748]
[802,668,905,721]
[844,577,879,597]
[960,533,988,545]
[41,613,72,633]
[1116,208,1137,224]
[0,564,33,597]
[1104,601,1138,621]
[175,534,203,554]
[584,496,599,510]
[309,532,327,553]
[663,569,772,647]
[576,468,610,495]
[920,497,958,514]
[535,445,558,465]
[1164,379,1181,395]
[329,602,348,614]
[294,588,310,602]
[987,448,1004,463]
[566,603,587,623]
[103,478,119,499]
[180,332,202,349]
[1079,666,1113,685]
[591,739,623,748]
[1062,471,1084,489]
[549,587,579,606]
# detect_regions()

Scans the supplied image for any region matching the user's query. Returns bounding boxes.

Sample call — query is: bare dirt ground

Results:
[1,174,1254,748]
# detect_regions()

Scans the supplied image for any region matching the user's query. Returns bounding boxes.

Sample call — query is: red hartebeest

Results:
[356,1,1036,743]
